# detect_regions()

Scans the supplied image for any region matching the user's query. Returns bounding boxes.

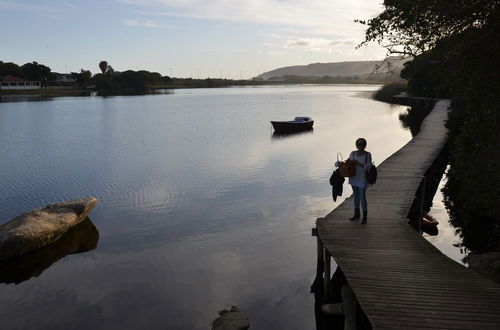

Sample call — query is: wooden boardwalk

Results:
[316,100,500,329]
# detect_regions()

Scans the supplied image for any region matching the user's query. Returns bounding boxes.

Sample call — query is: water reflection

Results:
[424,167,469,264]
[0,94,54,103]
[398,102,434,137]
[0,92,94,103]
[0,217,99,284]
[0,89,174,103]
[95,89,174,97]
[271,128,314,140]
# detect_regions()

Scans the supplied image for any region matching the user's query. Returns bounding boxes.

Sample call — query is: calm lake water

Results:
[0,85,459,329]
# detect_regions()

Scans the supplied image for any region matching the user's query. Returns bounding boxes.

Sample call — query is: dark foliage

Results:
[72,69,93,88]
[113,70,161,91]
[0,61,22,77]
[357,0,499,56]
[0,61,51,83]
[99,60,108,74]
[20,62,51,82]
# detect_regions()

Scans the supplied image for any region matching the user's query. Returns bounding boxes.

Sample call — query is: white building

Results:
[48,72,76,89]
[0,75,41,90]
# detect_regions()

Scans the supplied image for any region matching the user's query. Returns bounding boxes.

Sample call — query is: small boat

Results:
[271,117,314,133]
[421,212,439,236]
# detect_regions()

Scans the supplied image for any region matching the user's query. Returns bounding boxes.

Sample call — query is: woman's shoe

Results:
[349,208,360,221]
[361,211,367,224]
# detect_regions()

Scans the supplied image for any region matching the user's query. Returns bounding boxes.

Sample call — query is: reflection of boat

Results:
[421,213,439,236]
[271,117,314,133]
[0,217,99,284]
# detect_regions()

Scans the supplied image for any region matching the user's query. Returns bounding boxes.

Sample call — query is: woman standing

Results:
[348,138,373,224]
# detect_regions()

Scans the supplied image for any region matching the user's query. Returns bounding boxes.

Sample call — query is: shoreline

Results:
[0,81,391,98]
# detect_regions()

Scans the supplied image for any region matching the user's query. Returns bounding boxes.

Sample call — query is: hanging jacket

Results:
[330,168,345,202]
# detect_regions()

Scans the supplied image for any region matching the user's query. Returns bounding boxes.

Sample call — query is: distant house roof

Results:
[2,75,32,82]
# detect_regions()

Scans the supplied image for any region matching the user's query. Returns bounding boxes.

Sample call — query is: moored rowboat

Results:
[271,116,314,133]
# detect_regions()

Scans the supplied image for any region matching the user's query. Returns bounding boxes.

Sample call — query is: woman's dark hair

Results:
[356,138,367,147]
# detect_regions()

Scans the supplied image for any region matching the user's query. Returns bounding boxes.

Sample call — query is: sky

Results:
[1,0,388,79]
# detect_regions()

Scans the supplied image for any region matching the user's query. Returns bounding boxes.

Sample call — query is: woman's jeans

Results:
[352,186,367,212]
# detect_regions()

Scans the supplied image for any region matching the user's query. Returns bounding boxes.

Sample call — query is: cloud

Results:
[62,2,80,11]
[287,40,310,47]
[121,19,174,28]
[117,0,383,36]
[285,38,357,53]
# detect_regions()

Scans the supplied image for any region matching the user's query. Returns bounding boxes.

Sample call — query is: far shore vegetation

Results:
[0,60,401,97]
[362,0,500,262]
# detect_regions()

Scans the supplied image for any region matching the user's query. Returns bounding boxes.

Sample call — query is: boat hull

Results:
[271,120,314,133]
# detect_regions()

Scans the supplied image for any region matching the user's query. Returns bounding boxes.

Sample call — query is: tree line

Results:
[0,61,51,82]
[0,60,282,93]
[0,60,173,92]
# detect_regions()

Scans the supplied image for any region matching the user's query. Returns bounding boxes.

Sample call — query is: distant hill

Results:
[257,57,408,80]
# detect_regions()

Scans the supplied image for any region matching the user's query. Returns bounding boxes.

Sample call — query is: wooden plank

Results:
[365,304,500,320]
[358,296,500,314]
[369,314,500,330]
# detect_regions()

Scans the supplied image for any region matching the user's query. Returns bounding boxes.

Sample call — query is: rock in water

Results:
[0,198,97,260]
[0,217,99,284]
[211,306,249,330]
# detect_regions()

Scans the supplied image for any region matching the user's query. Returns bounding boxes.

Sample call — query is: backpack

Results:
[365,152,377,185]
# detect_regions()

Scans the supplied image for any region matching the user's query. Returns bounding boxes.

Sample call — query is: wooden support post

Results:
[323,248,331,300]
[311,226,325,295]
[317,235,324,279]
[342,285,357,330]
